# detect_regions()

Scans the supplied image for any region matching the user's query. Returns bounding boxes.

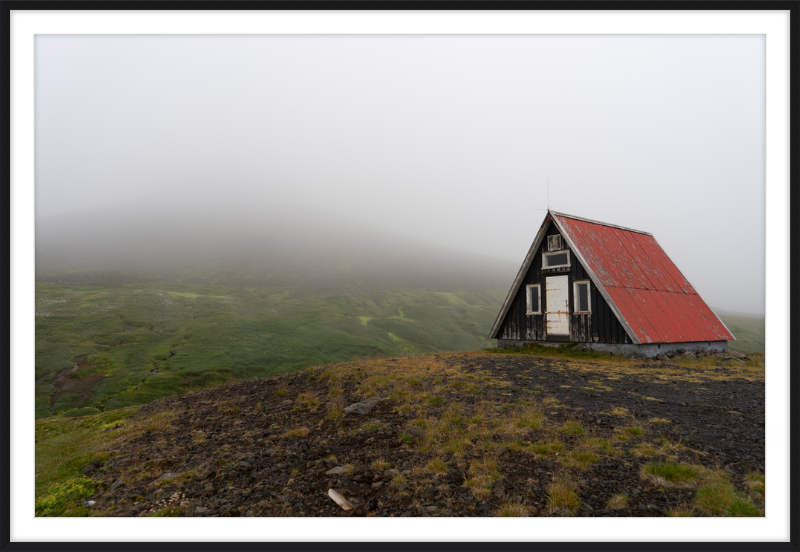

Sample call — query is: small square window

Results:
[548,235,562,251]
[543,250,570,269]
[526,284,541,315]
[574,281,591,313]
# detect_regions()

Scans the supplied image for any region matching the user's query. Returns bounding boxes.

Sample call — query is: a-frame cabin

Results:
[488,211,734,356]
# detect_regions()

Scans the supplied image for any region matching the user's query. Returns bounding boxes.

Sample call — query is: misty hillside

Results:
[36,200,519,293]
[35,200,520,419]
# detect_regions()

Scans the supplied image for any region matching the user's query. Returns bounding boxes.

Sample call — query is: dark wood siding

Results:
[497,224,632,343]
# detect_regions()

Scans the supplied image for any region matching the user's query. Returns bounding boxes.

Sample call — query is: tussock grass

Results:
[694,471,762,517]
[463,458,501,499]
[667,507,694,517]
[442,437,472,456]
[632,442,659,457]
[371,457,389,471]
[640,460,761,517]
[558,420,585,436]
[530,438,564,457]
[320,368,342,383]
[560,446,599,470]
[496,501,529,517]
[546,478,581,515]
[655,438,685,455]
[581,437,616,456]
[745,472,765,499]
[360,420,386,433]
[327,401,343,420]
[423,457,448,476]
[641,462,700,487]
[606,493,628,510]
[390,473,408,487]
[542,397,564,409]
[295,392,320,411]
[511,408,545,431]
[280,426,310,439]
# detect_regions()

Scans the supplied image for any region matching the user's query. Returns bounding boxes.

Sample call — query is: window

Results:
[526,284,541,315]
[548,235,562,251]
[573,280,591,313]
[543,250,570,269]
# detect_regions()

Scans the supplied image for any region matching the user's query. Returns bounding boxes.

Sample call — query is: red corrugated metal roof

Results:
[553,213,733,344]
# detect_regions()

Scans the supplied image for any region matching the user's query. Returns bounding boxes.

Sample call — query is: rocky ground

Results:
[82,348,765,517]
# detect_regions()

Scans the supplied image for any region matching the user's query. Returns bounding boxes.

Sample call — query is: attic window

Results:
[526,284,541,315]
[574,280,591,313]
[543,250,570,269]
[548,235,562,251]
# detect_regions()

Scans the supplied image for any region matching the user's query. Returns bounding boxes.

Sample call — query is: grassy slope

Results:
[36,283,505,419]
[36,281,765,420]
[714,312,765,355]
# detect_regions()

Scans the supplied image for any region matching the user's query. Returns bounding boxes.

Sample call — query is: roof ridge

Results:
[550,211,652,236]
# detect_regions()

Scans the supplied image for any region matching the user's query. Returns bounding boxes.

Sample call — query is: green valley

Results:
[35,282,506,419]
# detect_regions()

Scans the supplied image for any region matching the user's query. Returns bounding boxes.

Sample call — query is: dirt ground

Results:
[84,350,765,517]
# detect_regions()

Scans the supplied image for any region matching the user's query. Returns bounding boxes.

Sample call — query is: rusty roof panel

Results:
[556,216,627,287]
[612,227,658,291]
[604,288,657,343]
[630,289,685,342]
[553,212,733,344]
[631,232,695,294]
[604,287,734,343]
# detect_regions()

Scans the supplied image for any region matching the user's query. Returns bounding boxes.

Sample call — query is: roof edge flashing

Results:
[550,211,652,236]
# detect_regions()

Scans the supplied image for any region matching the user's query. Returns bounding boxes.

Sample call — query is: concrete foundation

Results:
[496,339,728,357]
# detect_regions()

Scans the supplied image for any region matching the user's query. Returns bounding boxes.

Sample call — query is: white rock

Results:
[328,488,353,511]
[343,397,381,415]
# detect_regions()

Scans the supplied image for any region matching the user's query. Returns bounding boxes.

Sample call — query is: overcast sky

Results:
[35,35,765,314]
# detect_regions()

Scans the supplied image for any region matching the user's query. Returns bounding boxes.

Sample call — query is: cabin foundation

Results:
[496,339,728,356]
[585,340,728,356]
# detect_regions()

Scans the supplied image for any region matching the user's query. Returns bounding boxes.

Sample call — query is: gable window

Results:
[543,250,570,269]
[526,284,541,315]
[548,235,563,251]
[573,280,591,313]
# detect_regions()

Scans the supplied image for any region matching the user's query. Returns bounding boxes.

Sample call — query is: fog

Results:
[35,35,765,313]
[35,197,518,292]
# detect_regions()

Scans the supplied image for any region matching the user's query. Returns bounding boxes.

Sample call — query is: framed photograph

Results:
[3,3,795,549]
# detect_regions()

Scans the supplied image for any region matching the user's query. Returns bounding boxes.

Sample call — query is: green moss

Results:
[35,477,97,517]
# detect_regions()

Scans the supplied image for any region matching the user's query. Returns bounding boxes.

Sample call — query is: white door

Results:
[545,275,570,336]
